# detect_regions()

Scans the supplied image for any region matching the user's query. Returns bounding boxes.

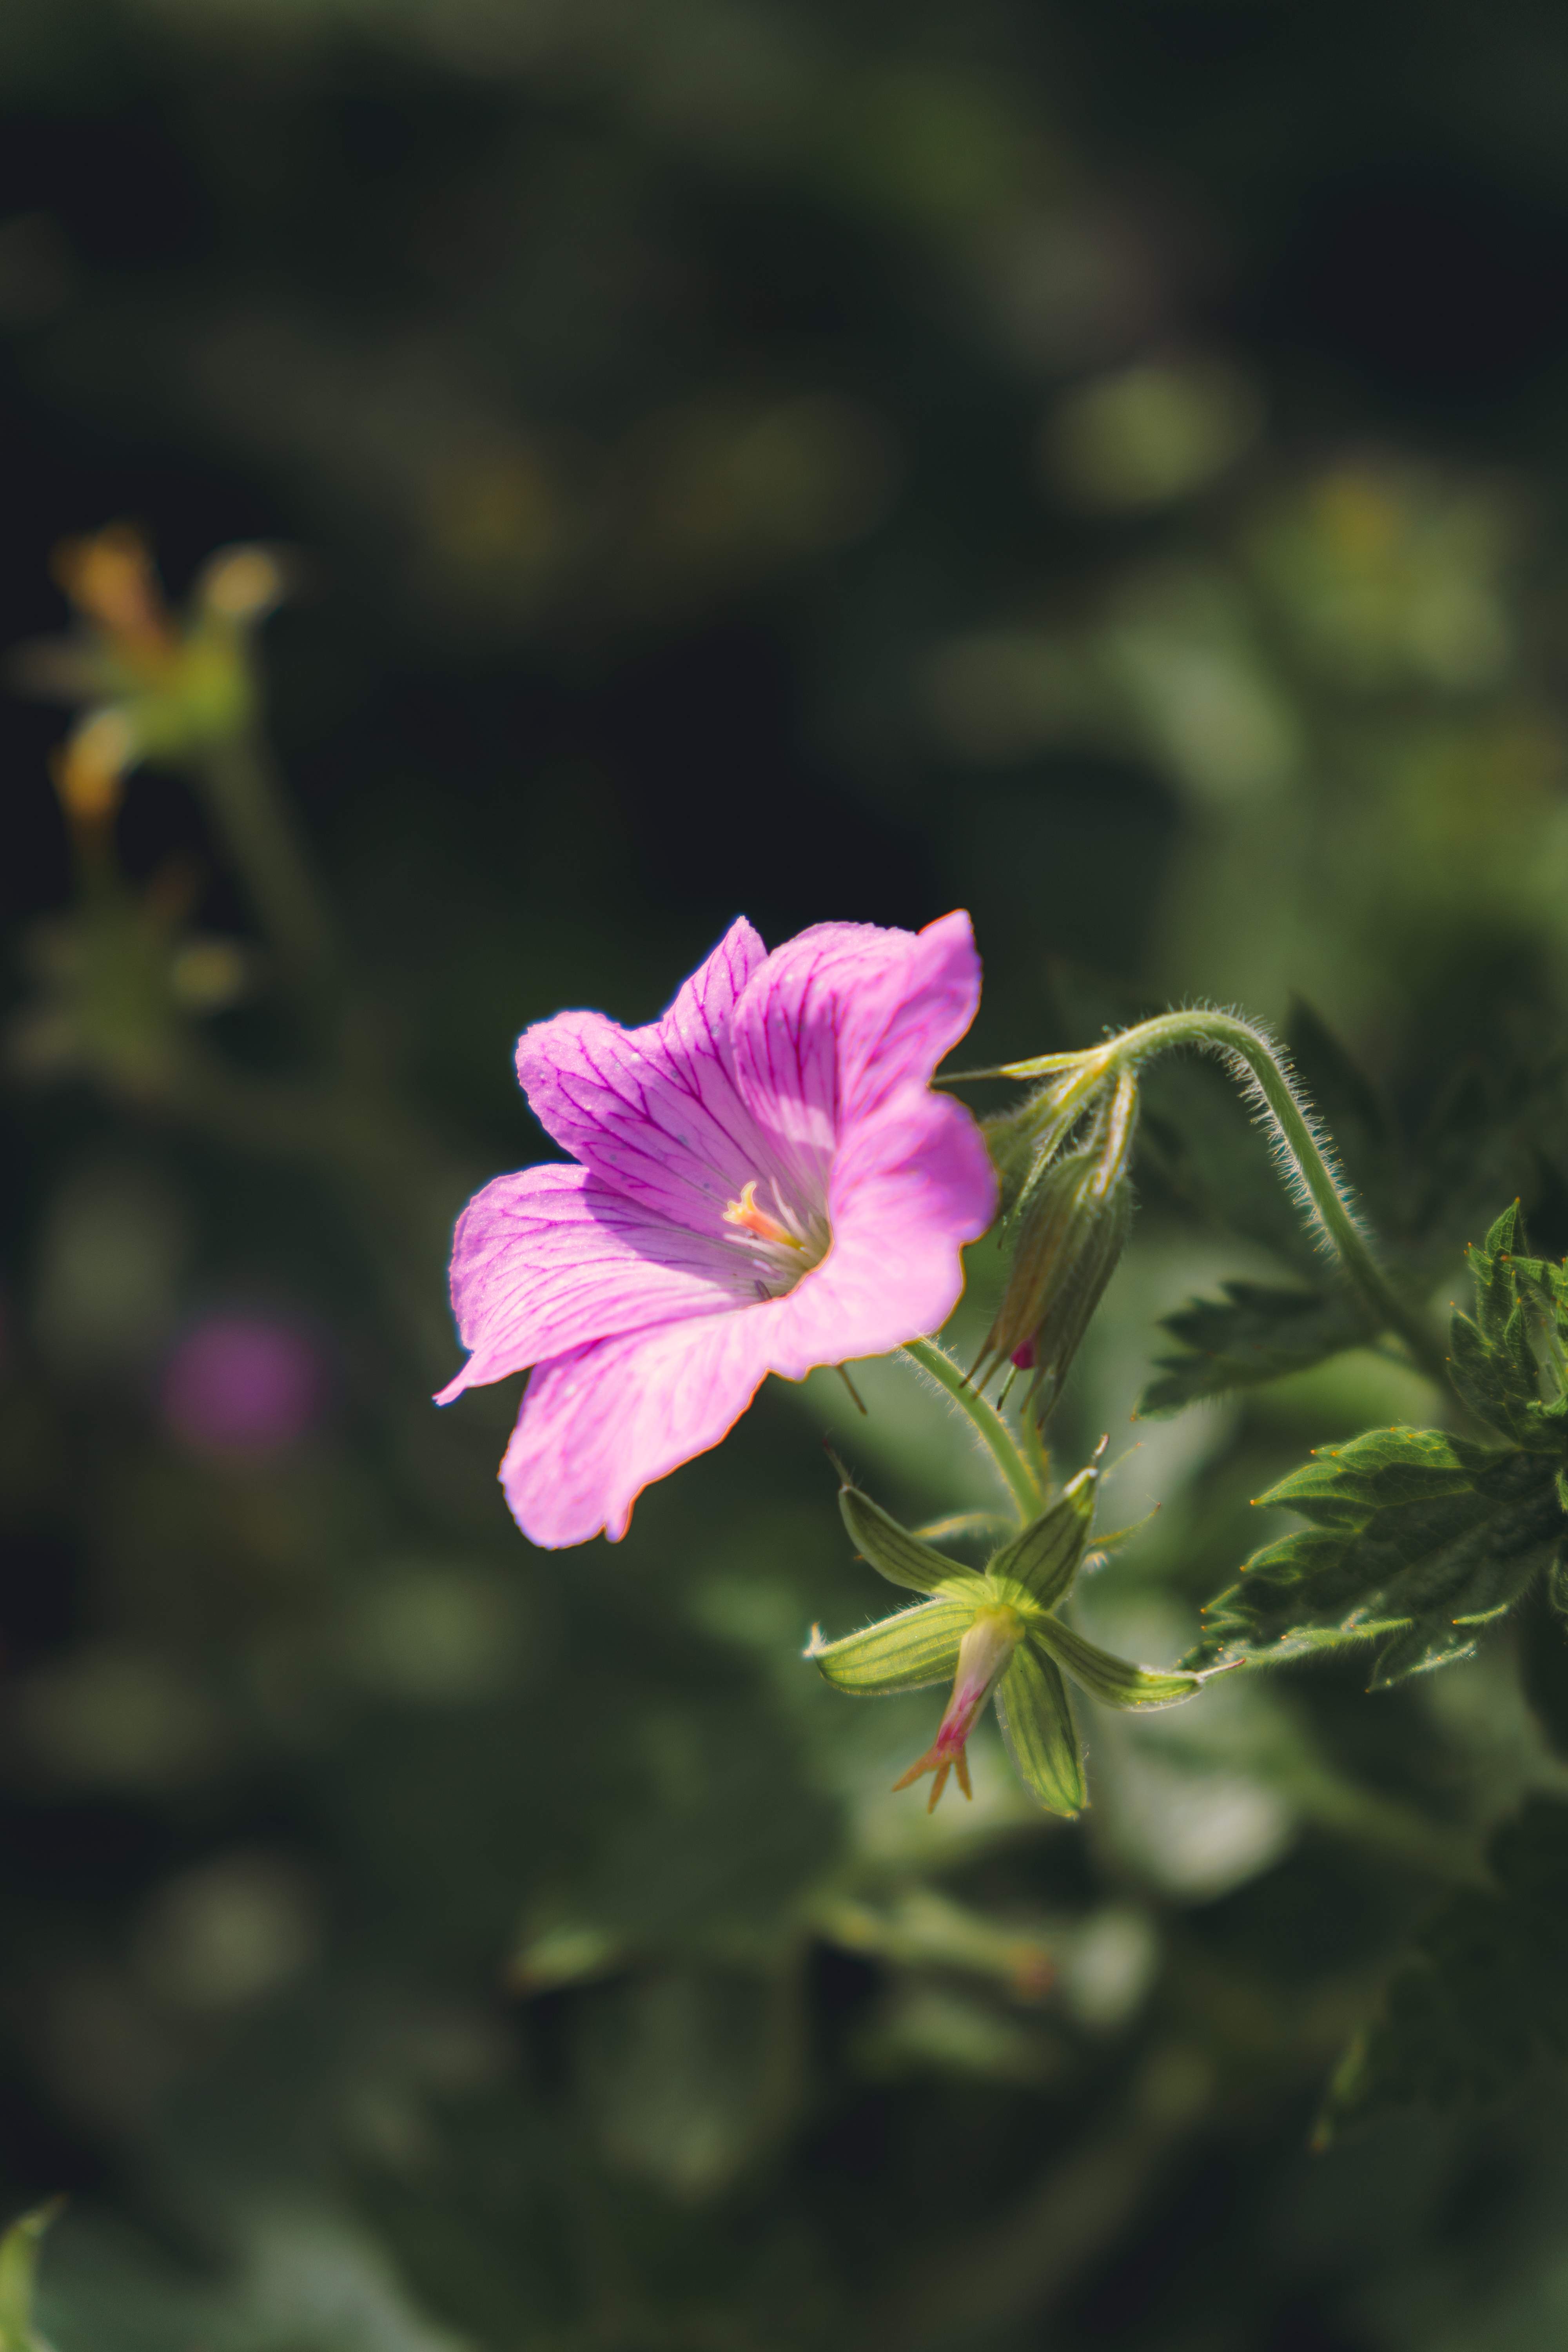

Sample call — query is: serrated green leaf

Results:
[1139,1279,1374,1415]
[0,2201,60,2352]
[985,1468,1096,1607]
[1034,1615,1201,1708]
[1198,1423,1565,1684]
[1318,1796,1568,2138]
[837,1481,985,1600]
[806,1601,970,1695]
[994,1642,1084,1815]
[1448,1201,1558,1444]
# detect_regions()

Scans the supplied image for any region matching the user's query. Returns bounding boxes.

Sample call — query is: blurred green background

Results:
[8,2,1568,2345]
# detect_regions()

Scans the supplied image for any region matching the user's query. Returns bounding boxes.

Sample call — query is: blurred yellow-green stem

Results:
[902,1336,1042,1523]
[196,732,339,1010]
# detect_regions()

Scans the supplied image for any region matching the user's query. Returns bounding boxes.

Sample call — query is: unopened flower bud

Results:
[975,1065,1138,1412]
[980,1049,1115,1220]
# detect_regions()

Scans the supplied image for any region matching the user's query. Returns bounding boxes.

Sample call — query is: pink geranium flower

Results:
[437,912,996,1547]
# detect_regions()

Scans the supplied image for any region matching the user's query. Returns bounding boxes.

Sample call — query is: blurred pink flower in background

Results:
[160,1313,325,1456]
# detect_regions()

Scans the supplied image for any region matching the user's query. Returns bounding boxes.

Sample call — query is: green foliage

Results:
[1134,1003,1392,1411]
[20,1,1568,2343]
[1320,1797,1568,2137]
[1141,1280,1374,1415]
[1196,1425,1562,1684]
[1194,1208,1568,1684]
[1448,1201,1568,1452]
[1137,1016,1568,1418]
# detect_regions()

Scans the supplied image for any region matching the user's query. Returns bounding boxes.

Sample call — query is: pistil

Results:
[893,1606,1024,1811]
[724,1179,803,1249]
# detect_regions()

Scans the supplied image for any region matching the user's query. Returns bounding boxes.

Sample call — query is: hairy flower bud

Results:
[980,1050,1115,1220]
[975,1065,1138,1412]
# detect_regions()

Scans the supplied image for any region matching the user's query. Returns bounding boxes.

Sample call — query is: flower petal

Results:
[436,1163,747,1404]
[806,1599,972,1694]
[497,1308,776,1547]
[731,909,982,1185]
[995,1644,1085,1815]
[767,1087,998,1377]
[514,916,769,1234]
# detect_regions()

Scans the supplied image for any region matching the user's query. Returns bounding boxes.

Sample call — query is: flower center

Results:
[721,1178,829,1296]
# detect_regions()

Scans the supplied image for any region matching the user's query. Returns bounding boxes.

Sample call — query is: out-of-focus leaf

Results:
[813,1886,1053,1999]
[994,1642,1084,1816]
[0,2203,59,2352]
[1319,1797,1568,2137]
[1194,1424,1563,1684]
[575,1965,802,2200]
[35,2210,465,2352]
[1139,1279,1373,1415]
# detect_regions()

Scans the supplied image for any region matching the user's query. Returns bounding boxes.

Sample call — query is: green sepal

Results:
[837,1479,986,1601]
[985,1467,1096,1608]
[1086,1506,1160,1557]
[0,2200,61,2352]
[994,1641,1085,1815]
[912,1510,1017,1549]
[806,1600,971,1695]
[1034,1615,1201,1708]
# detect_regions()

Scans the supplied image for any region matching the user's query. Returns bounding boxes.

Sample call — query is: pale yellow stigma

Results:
[723,1180,802,1250]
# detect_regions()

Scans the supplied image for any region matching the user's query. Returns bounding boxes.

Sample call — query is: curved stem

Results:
[902,1337,1042,1523]
[983,1011,1450,1393]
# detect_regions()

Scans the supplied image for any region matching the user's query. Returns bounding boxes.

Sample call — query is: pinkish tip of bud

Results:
[1011,1339,1036,1369]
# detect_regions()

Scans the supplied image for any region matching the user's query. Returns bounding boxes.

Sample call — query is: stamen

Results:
[723,1179,802,1250]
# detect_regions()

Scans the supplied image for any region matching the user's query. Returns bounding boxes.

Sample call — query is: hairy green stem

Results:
[976,1009,1452,1394]
[902,1336,1041,1523]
